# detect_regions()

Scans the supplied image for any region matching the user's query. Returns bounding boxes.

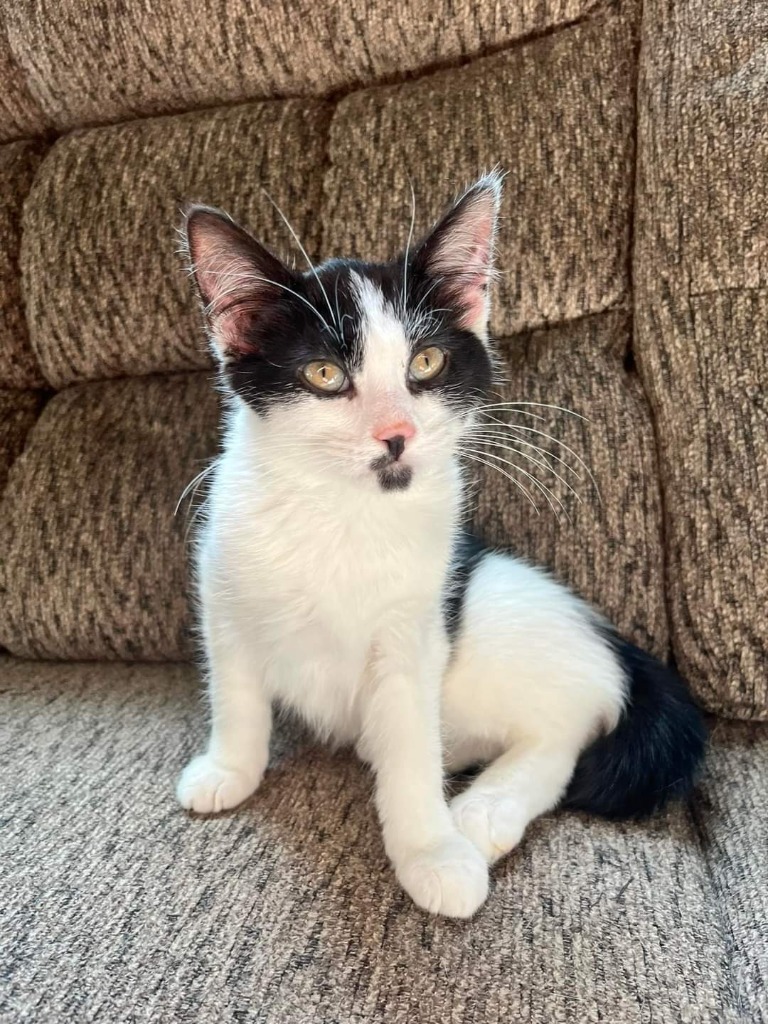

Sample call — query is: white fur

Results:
[177,271,626,920]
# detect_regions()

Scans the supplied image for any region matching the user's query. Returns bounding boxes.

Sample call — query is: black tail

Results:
[562,634,707,820]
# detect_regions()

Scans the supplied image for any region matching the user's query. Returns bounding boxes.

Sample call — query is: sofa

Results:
[1,0,766,1021]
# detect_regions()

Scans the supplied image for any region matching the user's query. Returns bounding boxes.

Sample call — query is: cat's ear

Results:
[412,172,503,339]
[182,205,292,363]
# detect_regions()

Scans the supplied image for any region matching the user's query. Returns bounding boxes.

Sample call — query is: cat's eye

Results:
[301,361,349,394]
[409,346,446,382]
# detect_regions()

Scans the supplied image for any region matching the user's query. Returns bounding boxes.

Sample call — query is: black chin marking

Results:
[376,464,413,491]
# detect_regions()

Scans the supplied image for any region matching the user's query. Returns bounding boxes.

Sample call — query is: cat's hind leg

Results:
[450,741,578,864]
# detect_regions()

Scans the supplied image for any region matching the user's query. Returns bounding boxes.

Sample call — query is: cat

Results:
[176,173,706,919]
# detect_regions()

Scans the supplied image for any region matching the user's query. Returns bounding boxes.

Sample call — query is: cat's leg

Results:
[176,599,271,814]
[358,615,489,919]
[450,741,578,863]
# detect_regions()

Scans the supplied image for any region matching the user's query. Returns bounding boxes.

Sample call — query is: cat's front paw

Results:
[451,791,527,864]
[176,754,263,814]
[395,834,489,918]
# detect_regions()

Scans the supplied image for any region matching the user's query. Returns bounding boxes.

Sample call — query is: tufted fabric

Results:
[634,0,768,718]
[21,101,332,387]
[0,140,47,388]
[2,0,597,135]
[0,23,49,142]
[322,1,637,339]
[0,374,220,661]
[472,310,668,660]
[1,658,758,1024]
[0,388,43,497]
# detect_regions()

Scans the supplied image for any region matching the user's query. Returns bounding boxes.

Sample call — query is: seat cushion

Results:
[0,658,755,1023]
[694,720,768,1016]
[322,0,637,338]
[634,0,768,718]
[0,374,218,660]
[5,0,597,133]
[22,100,332,387]
[0,140,47,388]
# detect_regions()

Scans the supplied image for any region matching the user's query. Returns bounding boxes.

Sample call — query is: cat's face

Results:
[184,175,501,492]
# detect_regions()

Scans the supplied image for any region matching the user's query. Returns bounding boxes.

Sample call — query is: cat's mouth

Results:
[370,454,413,492]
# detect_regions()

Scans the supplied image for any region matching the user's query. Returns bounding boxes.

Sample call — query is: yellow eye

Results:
[409,346,446,382]
[301,361,348,393]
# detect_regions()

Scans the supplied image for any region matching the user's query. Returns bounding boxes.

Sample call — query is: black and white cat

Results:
[177,174,705,918]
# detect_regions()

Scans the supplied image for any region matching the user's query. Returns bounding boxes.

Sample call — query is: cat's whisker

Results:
[261,187,339,335]
[459,450,540,515]
[478,400,589,422]
[466,429,583,480]
[475,414,601,501]
[462,445,569,522]
[466,436,583,503]
[175,463,218,516]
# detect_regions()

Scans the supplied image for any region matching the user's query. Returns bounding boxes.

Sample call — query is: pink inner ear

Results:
[214,302,259,357]
[423,190,497,332]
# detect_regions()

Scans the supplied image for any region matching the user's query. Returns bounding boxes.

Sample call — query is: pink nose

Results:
[373,421,416,443]
[373,421,416,461]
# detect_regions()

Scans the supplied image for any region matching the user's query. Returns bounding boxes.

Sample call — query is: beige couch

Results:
[1,1,766,1020]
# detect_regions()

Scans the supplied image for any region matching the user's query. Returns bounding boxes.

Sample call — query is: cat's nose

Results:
[374,421,416,461]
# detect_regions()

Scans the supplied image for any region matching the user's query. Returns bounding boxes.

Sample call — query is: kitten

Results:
[176,174,705,919]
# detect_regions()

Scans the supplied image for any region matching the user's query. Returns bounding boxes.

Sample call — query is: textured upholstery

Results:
[0,24,49,142]
[322,2,637,338]
[0,140,47,388]
[634,0,768,718]
[2,0,595,134]
[22,101,332,387]
[0,389,43,496]
[0,659,757,1024]
[0,374,219,660]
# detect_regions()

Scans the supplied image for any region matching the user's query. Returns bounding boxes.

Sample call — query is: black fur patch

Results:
[443,531,489,640]
[562,633,707,819]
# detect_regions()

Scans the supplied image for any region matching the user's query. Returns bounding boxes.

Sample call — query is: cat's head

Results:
[183,173,502,492]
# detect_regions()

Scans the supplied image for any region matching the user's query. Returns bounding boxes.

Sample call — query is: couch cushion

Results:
[322,1,637,338]
[0,140,47,388]
[22,100,331,387]
[0,26,49,142]
[5,0,597,134]
[472,310,668,657]
[0,374,218,660]
[695,720,768,1019]
[634,0,768,718]
[0,389,43,497]
[0,658,749,1024]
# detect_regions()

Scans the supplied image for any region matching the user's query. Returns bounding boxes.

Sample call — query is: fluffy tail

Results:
[562,634,707,819]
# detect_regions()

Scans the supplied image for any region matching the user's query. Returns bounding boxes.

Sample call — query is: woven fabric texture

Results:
[3,0,595,135]
[634,0,768,718]
[0,373,219,660]
[0,388,43,497]
[322,1,637,339]
[22,100,332,387]
[1,657,756,1024]
[0,140,47,388]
